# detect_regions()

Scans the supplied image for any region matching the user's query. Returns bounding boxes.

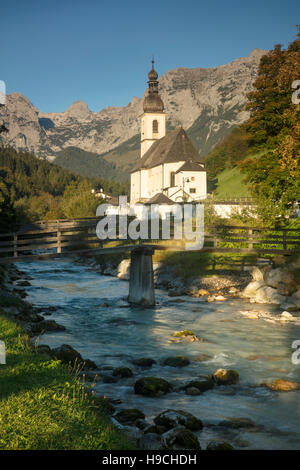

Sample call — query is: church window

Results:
[152,120,159,134]
[190,188,196,194]
[170,172,176,187]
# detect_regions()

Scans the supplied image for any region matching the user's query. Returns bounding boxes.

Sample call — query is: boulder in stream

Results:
[184,377,214,394]
[212,369,239,385]
[112,367,133,378]
[132,358,156,368]
[161,427,201,450]
[115,409,145,425]
[154,409,203,431]
[134,377,172,397]
[161,356,190,367]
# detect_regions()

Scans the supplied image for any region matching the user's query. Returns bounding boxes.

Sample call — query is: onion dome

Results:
[143,58,164,113]
[143,93,164,112]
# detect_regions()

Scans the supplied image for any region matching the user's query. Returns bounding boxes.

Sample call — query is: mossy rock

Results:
[132,358,156,367]
[185,377,214,393]
[113,367,133,378]
[134,377,172,397]
[173,330,195,337]
[212,368,239,385]
[162,356,190,367]
[162,427,201,450]
[206,441,234,450]
[115,409,145,425]
[31,320,66,334]
[51,344,83,365]
[144,425,168,435]
[82,358,97,370]
[154,409,203,431]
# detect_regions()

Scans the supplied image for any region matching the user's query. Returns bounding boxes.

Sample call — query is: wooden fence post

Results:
[282,230,287,250]
[13,234,18,258]
[248,229,253,250]
[57,230,61,254]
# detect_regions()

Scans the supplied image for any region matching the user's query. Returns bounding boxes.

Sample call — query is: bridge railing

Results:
[0,217,299,262]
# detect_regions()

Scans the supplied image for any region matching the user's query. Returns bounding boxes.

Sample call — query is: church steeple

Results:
[141,59,166,157]
[143,58,164,113]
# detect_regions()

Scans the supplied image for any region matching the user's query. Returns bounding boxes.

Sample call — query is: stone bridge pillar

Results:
[128,247,155,307]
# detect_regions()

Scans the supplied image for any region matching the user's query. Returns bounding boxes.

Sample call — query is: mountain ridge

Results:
[0,48,267,181]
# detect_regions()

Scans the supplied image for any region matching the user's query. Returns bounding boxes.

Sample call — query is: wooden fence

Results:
[0,217,299,263]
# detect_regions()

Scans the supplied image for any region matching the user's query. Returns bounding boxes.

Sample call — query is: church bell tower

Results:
[141,59,166,158]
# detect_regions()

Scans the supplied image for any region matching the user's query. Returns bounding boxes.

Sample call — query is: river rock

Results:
[16,280,31,286]
[218,417,262,431]
[171,330,200,343]
[139,433,163,450]
[261,379,300,392]
[117,259,131,280]
[154,410,203,431]
[291,290,300,309]
[161,427,201,450]
[213,369,239,385]
[36,344,52,355]
[186,387,201,396]
[184,377,214,393]
[134,377,172,397]
[162,356,190,367]
[82,358,98,370]
[51,344,83,365]
[206,441,234,450]
[115,409,145,425]
[31,320,66,334]
[144,425,168,435]
[113,367,133,378]
[132,358,156,367]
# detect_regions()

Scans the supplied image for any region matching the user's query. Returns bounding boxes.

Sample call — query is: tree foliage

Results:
[239,27,300,222]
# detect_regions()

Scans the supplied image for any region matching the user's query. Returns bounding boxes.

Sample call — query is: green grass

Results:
[214,151,269,199]
[215,166,251,198]
[0,313,136,450]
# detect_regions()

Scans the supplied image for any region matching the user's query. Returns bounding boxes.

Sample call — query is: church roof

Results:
[131,127,204,173]
[145,193,174,204]
[176,160,206,173]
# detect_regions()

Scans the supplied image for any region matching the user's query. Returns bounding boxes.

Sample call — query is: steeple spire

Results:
[143,58,164,112]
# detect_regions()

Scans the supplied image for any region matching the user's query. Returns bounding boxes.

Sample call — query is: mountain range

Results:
[0,49,266,182]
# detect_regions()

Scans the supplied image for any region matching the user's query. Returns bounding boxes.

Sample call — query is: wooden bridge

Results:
[0,217,299,306]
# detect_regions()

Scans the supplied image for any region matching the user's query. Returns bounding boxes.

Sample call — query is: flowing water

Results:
[16,258,300,449]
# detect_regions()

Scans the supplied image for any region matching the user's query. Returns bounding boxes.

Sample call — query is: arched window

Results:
[152,119,158,134]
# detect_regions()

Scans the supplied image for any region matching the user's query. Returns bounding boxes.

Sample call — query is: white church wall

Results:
[212,204,256,218]
[141,112,166,157]
[177,171,207,200]
[130,171,141,203]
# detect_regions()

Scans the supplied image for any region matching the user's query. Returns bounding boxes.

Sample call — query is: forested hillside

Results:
[0,147,129,230]
[204,27,300,222]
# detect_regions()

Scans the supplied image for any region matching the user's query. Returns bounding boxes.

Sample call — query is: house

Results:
[130,60,207,204]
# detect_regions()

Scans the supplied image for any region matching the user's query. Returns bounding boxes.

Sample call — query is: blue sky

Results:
[1,0,299,113]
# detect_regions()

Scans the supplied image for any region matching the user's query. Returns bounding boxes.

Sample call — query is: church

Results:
[130,61,207,205]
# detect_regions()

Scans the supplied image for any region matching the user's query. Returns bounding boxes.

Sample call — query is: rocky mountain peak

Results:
[63,100,92,119]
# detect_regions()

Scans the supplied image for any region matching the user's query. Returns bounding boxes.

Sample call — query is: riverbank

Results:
[75,250,299,310]
[0,264,136,450]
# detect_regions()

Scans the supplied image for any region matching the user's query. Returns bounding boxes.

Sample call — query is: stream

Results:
[16,257,300,450]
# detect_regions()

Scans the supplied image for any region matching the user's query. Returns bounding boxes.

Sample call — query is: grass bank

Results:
[0,308,136,450]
